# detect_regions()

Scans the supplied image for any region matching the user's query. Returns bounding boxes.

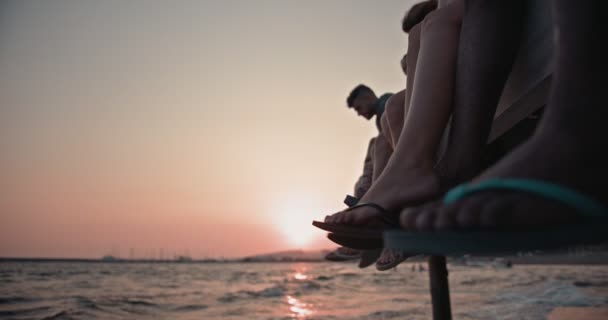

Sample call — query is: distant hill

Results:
[239,249,333,262]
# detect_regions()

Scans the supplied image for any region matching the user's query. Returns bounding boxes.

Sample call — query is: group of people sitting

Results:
[318,0,607,270]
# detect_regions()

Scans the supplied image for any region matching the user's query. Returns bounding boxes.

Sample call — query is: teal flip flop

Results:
[444,179,607,217]
[384,179,608,255]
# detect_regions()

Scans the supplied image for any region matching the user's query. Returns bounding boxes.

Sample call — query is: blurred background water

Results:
[1,261,608,319]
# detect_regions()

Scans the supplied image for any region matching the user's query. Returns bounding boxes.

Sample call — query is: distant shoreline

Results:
[0,257,331,264]
[2,253,608,265]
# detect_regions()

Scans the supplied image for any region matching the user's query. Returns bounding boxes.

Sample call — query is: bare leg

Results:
[375,95,408,270]
[326,1,464,225]
[372,133,392,182]
[404,24,421,118]
[435,0,527,187]
[382,90,406,150]
[402,0,608,231]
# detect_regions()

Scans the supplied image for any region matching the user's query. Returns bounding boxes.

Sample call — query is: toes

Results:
[335,212,347,224]
[326,212,340,224]
[415,208,437,231]
[454,195,490,229]
[327,214,335,223]
[400,207,422,229]
[378,248,393,264]
[478,194,516,229]
[434,202,458,231]
[324,207,370,225]
[400,201,442,231]
[398,184,583,232]
[344,208,360,224]
[345,210,359,224]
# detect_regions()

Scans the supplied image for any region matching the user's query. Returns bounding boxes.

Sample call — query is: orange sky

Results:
[0,0,417,258]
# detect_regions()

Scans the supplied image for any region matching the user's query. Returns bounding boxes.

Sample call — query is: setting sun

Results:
[271,193,327,248]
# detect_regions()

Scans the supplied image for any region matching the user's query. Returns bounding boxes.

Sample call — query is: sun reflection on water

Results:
[286,295,314,318]
[294,272,308,280]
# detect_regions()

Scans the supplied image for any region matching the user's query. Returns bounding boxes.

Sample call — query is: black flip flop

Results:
[322,196,386,264]
[375,249,413,271]
[358,248,383,269]
[327,232,384,250]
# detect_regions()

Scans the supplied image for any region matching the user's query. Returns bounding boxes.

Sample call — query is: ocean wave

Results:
[360,310,414,319]
[123,299,158,307]
[0,296,37,304]
[496,281,600,307]
[98,296,162,315]
[258,285,287,297]
[222,307,247,316]
[73,280,98,289]
[297,280,321,291]
[172,304,208,312]
[338,272,360,278]
[506,278,547,288]
[40,310,75,320]
[2,262,606,320]
[132,290,204,301]
[0,305,52,317]
[218,285,286,303]
[228,271,260,282]
[463,303,550,320]
[460,277,496,286]
[573,280,608,287]
[73,296,101,310]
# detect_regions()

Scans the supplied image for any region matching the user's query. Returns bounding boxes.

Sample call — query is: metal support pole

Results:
[428,255,452,320]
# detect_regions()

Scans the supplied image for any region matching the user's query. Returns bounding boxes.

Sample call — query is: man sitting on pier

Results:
[325,85,392,263]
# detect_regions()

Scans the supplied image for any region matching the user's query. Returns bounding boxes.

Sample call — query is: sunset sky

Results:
[1,0,417,258]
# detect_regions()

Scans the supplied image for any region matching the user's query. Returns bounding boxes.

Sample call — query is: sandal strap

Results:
[345,202,389,214]
[444,179,608,218]
[345,202,400,227]
[343,195,359,207]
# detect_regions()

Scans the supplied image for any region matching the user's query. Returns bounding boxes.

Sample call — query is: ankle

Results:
[435,155,482,186]
[393,155,435,173]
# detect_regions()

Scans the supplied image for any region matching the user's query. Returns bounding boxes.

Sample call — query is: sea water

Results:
[1,262,607,319]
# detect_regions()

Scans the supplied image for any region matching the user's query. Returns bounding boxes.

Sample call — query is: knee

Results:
[384,91,405,141]
[374,134,392,155]
[380,113,393,144]
[380,113,390,134]
[420,3,463,34]
[385,92,404,120]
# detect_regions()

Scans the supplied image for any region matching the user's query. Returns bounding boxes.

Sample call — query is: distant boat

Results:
[101,255,120,262]
[176,255,192,262]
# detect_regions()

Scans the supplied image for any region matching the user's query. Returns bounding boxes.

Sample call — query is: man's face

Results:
[351,92,376,120]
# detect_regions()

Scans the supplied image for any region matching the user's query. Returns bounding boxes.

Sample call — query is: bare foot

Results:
[375,249,410,271]
[325,165,441,225]
[324,247,361,262]
[400,134,607,231]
